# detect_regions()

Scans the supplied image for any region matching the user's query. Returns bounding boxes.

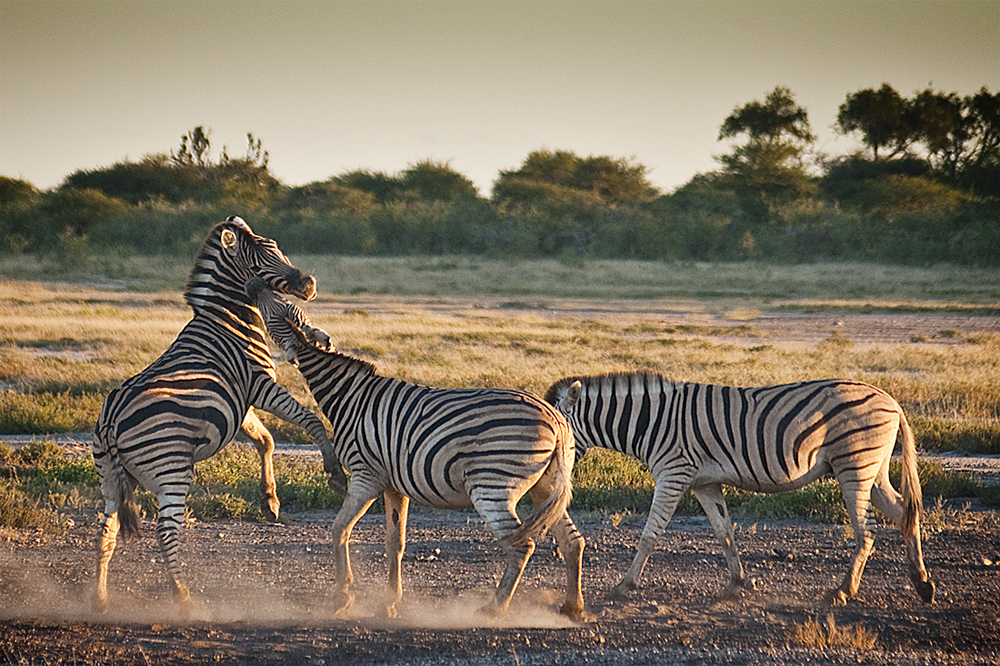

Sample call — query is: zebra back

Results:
[546,372,909,493]
[252,283,574,515]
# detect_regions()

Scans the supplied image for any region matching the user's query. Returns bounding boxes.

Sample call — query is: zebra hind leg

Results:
[242,409,280,521]
[472,495,534,618]
[548,511,593,622]
[871,474,935,603]
[488,534,534,618]
[155,493,195,616]
[692,483,746,598]
[382,487,410,618]
[826,486,876,606]
[526,482,592,622]
[92,510,120,614]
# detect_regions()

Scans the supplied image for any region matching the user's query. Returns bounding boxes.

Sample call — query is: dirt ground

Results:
[2,500,998,666]
[3,308,999,665]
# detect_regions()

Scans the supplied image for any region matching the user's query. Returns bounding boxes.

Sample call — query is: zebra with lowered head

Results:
[246,277,591,622]
[91,216,347,615]
[545,373,935,606]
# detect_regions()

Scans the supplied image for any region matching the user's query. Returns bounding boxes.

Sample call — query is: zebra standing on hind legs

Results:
[245,277,593,622]
[91,216,348,616]
[545,373,935,606]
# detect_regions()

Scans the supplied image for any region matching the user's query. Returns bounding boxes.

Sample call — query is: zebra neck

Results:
[184,252,263,332]
[298,347,378,417]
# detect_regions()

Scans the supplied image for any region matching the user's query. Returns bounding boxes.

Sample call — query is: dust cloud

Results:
[0,543,576,630]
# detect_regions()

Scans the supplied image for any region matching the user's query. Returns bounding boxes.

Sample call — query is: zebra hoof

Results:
[824,588,849,606]
[262,498,280,522]
[334,593,355,618]
[91,593,110,615]
[720,584,745,601]
[916,579,935,603]
[476,601,505,619]
[606,582,634,601]
[560,603,595,624]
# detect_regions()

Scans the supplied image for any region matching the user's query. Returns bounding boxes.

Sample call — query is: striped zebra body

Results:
[91,217,345,615]
[247,279,590,621]
[545,373,934,605]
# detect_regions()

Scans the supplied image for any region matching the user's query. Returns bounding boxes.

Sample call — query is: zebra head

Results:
[218,215,317,302]
[245,276,332,365]
[544,378,588,458]
[545,377,583,411]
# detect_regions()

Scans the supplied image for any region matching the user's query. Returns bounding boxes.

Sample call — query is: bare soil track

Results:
[2,506,998,665]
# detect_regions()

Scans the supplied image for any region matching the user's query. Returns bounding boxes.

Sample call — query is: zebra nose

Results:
[297,274,317,301]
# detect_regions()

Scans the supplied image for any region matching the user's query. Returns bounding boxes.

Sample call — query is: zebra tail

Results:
[898,408,922,540]
[507,427,575,548]
[100,433,142,540]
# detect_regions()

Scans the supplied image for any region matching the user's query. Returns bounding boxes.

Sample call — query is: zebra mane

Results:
[544,372,673,404]
[281,319,380,378]
[246,277,380,378]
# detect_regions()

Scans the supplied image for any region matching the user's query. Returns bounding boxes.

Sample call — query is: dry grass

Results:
[789,613,879,650]
[3,271,1000,440]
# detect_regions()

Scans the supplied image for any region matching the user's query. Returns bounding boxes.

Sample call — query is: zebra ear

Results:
[221,228,238,253]
[564,381,583,409]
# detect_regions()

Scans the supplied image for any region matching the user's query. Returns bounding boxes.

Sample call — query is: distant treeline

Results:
[2,84,998,266]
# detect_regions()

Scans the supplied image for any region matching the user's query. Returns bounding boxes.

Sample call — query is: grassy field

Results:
[1,257,999,529]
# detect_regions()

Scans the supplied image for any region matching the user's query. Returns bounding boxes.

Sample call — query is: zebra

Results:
[245,277,591,621]
[91,216,348,615]
[545,373,935,606]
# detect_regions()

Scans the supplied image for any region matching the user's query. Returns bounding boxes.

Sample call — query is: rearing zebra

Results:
[91,216,347,615]
[246,278,591,622]
[545,373,935,606]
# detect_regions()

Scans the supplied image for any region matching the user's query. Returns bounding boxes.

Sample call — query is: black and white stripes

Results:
[91,217,344,615]
[546,373,935,605]
[247,279,590,621]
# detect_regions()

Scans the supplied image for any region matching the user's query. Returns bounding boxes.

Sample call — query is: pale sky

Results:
[2,0,997,197]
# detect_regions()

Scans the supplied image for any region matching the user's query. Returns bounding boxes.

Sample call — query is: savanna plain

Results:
[2,257,999,665]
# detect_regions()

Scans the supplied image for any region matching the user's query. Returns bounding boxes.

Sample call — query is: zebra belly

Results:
[692,455,832,493]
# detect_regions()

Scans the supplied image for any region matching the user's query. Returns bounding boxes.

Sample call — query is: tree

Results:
[717,86,817,212]
[171,126,212,168]
[836,84,916,160]
[956,88,1000,197]
[492,149,656,207]
[719,86,814,144]
[838,85,999,198]
[399,160,479,202]
[335,170,404,204]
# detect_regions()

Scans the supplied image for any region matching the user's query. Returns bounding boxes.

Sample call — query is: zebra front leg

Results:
[155,491,194,616]
[330,480,380,617]
[692,483,746,598]
[382,487,409,618]
[241,409,280,520]
[610,474,691,600]
[253,383,348,493]
[92,510,120,614]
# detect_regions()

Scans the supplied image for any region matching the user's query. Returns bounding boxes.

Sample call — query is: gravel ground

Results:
[2,496,998,665]
[3,308,999,664]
